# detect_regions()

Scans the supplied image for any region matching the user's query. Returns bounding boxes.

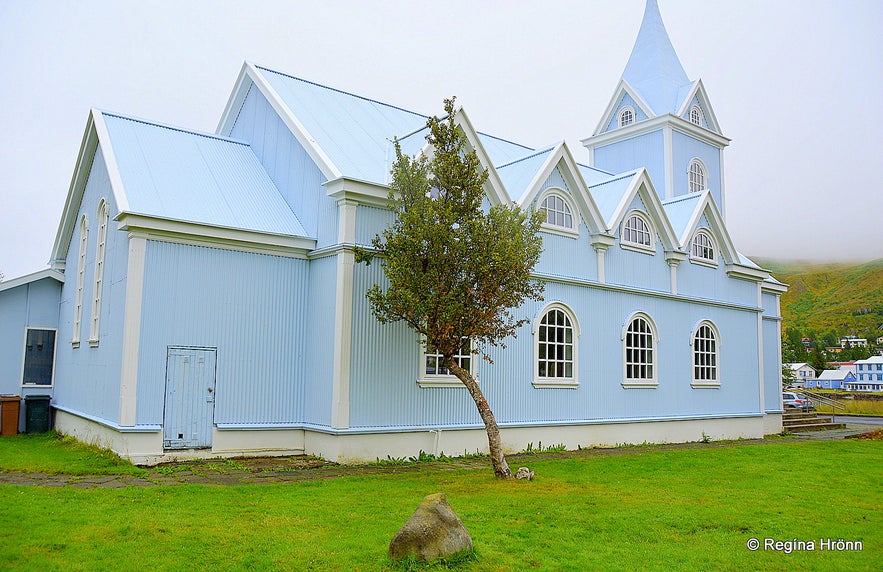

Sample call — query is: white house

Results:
[0,1,786,464]
[785,362,817,388]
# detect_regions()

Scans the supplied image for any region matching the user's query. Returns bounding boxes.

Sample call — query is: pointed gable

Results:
[676,79,723,134]
[663,190,738,264]
[622,0,691,116]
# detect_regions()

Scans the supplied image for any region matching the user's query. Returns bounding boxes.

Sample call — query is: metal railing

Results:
[803,392,846,415]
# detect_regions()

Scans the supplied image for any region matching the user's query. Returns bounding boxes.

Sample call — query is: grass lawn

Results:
[1,437,880,571]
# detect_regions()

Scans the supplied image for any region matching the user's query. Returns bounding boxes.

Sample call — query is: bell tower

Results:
[583,0,730,217]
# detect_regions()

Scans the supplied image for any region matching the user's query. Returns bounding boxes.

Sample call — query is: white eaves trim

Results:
[0,269,65,293]
[583,113,730,152]
[517,142,607,236]
[217,62,342,182]
[676,79,722,134]
[453,107,512,206]
[592,79,656,136]
[325,177,390,209]
[116,213,316,258]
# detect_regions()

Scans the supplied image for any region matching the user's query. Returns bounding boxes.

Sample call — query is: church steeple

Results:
[622,0,690,116]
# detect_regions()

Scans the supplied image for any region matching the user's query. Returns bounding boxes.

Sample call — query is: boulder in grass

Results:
[388,493,473,562]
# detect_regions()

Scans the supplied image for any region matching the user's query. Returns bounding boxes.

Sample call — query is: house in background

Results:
[851,356,883,391]
[806,370,855,390]
[0,1,786,463]
[785,362,817,388]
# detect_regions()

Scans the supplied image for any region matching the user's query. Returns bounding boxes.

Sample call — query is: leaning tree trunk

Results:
[446,357,513,479]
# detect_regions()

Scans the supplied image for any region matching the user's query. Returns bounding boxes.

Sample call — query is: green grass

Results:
[0,432,147,476]
[1,439,881,571]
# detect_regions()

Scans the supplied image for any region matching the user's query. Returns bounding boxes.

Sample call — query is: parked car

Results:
[782,392,811,411]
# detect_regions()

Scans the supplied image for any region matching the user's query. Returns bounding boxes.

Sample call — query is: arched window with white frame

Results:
[89,199,109,345]
[691,321,720,387]
[690,105,704,127]
[533,303,580,388]
[688,159,706,193]
[539,190,577,234]
[622,313,658,387]
[618,106,635,128]
[72,214,88,346]
[690,230,716,264]
[621,212,655,252]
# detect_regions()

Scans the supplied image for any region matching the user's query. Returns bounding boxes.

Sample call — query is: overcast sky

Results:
[1,0,880,279]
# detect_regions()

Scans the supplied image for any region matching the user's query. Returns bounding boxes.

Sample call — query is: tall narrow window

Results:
[534,304,578,387]
[89,200,108,345]
[690,105,704,126]
[619,106,635,128]
[688,159,706,193]
[623,314,657,386]
[72,214,88,346]
[692,322,719,386]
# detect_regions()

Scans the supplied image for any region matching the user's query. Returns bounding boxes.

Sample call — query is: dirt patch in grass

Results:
[846,428,883,440]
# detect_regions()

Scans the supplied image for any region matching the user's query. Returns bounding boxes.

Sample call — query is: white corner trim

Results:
[118,233,147,427]
[663,126,674,199]
[91,110,130,212]
[331,250,355,429]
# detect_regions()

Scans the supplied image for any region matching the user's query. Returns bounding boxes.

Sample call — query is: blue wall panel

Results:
[355,206,394,246]
[593,131,664,198]
[604,93,650,133]
[52,147,129,424]
[137,241,310,426]
[672,131,721,205]
[230,85,337,245]
[303,255,337,426]
[763,319,782,411]
[762,292,780,318]
[534,224,598,283]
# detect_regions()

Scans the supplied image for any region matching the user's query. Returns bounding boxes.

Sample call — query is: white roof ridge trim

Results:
[100,110,253,146]
[495,145,558,170]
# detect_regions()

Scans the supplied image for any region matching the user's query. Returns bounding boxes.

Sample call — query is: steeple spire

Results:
[622,0,690,115]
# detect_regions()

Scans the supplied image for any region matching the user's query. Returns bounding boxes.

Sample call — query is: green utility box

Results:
[24,395,52,434]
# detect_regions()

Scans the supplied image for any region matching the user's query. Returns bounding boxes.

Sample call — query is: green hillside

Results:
[755,258,883,338]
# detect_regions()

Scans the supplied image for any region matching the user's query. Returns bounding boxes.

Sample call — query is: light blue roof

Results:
[476,133,535,168]
[496,147,555,202]
[662,192,703,240]
[102,113,307,237]
[622,0,691,115]
[257,66,428,184]
[588,171,640,224]
[737,252,762,269]
[577,163,615,186]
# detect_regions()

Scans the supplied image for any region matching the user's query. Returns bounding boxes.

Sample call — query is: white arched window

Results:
[690,105,704,126]
[688,159,706,193]
[623,313,658,387]
[621,213,655,252]
[618,106,635,128]
[690,230,716,264]
[692,321,720,387]
[89,199,109,345]
[534,303,579,388]
[540,193,574,230]
[72,214,88,346]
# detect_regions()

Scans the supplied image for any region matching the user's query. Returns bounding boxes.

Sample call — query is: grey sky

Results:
[1,0,880,279]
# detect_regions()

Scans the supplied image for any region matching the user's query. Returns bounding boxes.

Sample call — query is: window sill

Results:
[88,339,99,348]
[532,379,579,389]
[689,258,718,269]
[417,376,473,388]
[621,381,658,389]
[540,224,579,239]
[691,382,721,389]
[620,242,655,255]
[71,340,80,348]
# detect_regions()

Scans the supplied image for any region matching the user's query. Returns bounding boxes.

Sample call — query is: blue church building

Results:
[0,1,786,463]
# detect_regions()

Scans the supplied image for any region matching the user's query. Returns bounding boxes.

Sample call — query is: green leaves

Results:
[362,98,544,361]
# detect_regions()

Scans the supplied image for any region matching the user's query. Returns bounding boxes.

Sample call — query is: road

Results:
[834,415,883,427]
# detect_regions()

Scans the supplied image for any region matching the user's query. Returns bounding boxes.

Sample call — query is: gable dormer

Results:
[583,1,731,219]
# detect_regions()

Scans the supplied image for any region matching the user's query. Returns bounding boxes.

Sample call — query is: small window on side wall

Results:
[692,322,720,387]
[418,338,474,388]
[690,105,704,126]
[540,192,575,232]
[688,159,706,193]
[23,329,56,386]
[621,213,654,252]
[690,231,716,264]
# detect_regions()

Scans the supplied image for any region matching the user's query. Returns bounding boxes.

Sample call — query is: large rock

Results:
[388,493,473,562]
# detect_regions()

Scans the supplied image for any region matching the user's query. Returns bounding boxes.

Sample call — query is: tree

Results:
[807,349,827,374]
[356,99,545,478]
[781,364,795,388]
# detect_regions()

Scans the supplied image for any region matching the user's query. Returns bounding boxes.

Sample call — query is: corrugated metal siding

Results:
[535,225,598,283]
[355,206,394,246]
[762,293,780,318]
[678,261,757,307]
[302,256,336,426]
[672,131,721,205]
[594,131,664,196]
[229,86,326,239]
[347,269,763,429]
[136,241,310,426]
[103,113,306,237]
[52,147,127,424]
[763,319,782,410]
